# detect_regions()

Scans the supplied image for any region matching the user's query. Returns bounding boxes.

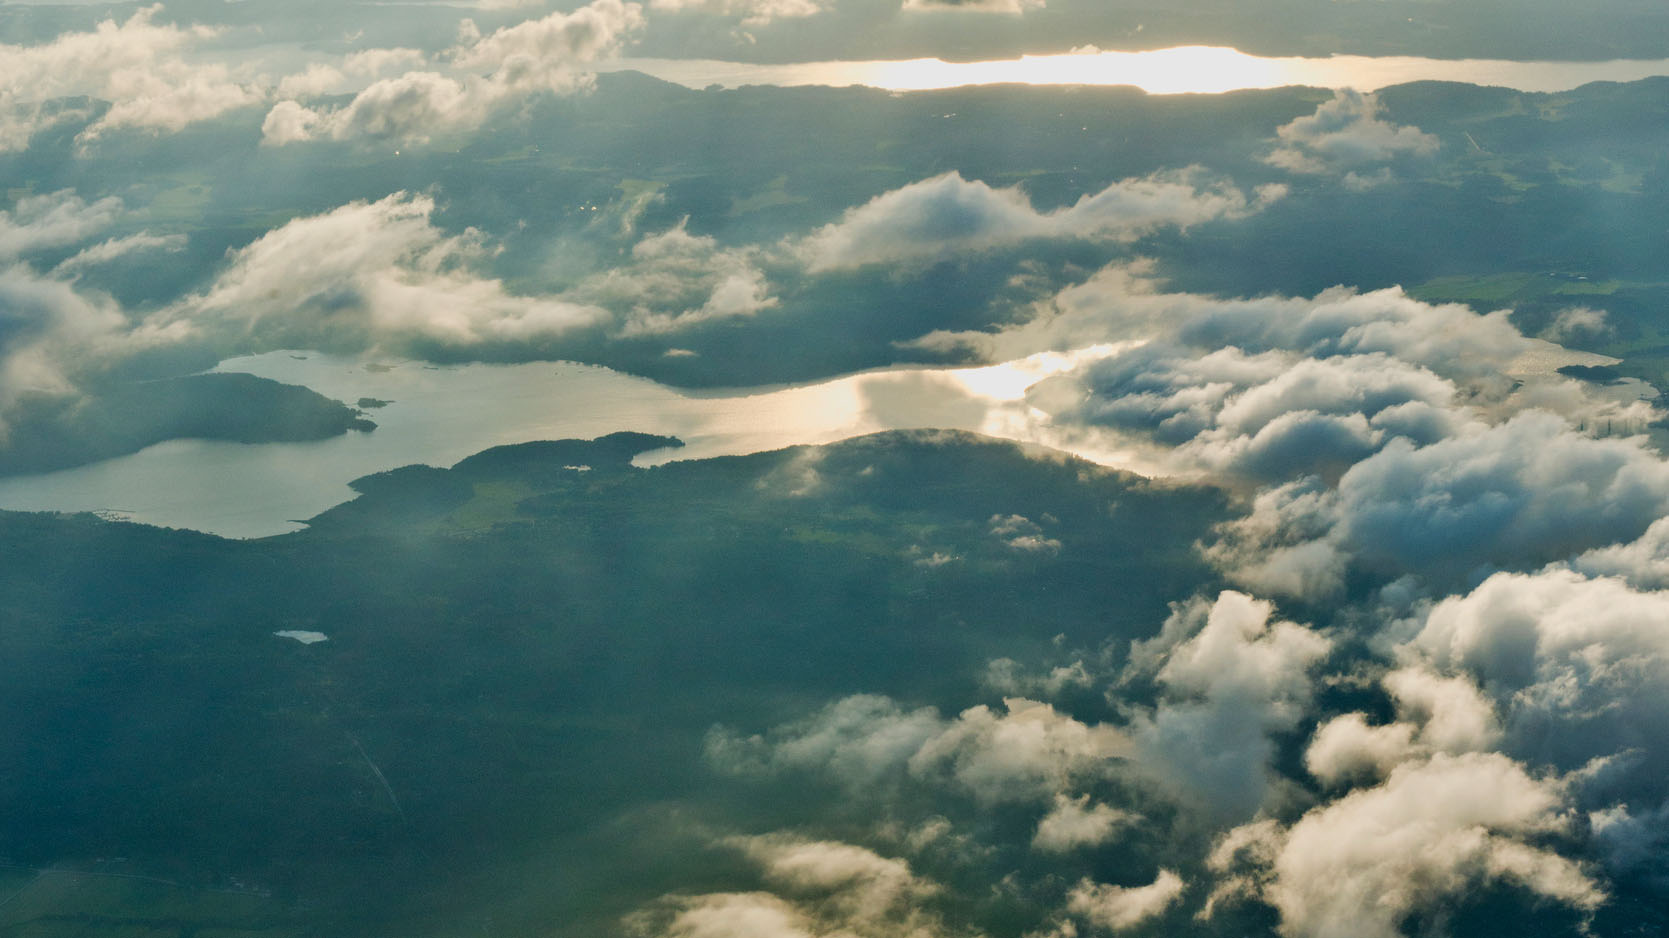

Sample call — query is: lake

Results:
[612,47,1669,95]
[0,347,1145,538]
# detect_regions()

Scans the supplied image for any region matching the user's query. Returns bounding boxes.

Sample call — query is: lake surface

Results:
[613,48,1669,95]
[0,348,1141,539]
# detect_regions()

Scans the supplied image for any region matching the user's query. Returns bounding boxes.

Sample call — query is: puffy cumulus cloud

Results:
[259,99,324,146]
[1123,591,1331,819]
[0,193,180,432]
[1266,90,1439,176]
[0,191,124,259]
[799,170,1281,271]
[0,265,131,430]
[263,0,643,145]
[1403,571,1669,828]
[648,0,828,29]
[1541,305,1611,344]
[1063,869,1184,932]
[159,192,604,356]
[1302,669,1501,789]
[1031,793,1134,852]
[273,49,431,101]
[1570,514,1669,588]
[451,0,643,76]
[275,64,351,101]
[624,835,952,938]
[1301,713,1418,788]
[1209,412,1669,597]
[735,836,937,924]
[1379,667,1503,755]
[572,222,779,336]
[0,6,264,151]
[1206,752,1602,938]
[910,269,1647,489]
[706,693,1130,805]
[902,0,1045,12]
[988,513,1061,553]
[1064,345,1466,483]
[907,266,1667,597]
[1162,283,1532,385]
[913,263,1553,382]
[902,697,1129,804]
[984,657,1095,700]
[1289,566,1669,880]
[630,893,816,938]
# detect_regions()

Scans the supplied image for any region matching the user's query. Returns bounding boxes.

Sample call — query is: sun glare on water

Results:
[616,48,1669,95]
[869,46,1291,95]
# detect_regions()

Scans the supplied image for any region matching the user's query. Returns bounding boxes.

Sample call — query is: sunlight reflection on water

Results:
[0,348,1143,538]
[611,48,1669,94]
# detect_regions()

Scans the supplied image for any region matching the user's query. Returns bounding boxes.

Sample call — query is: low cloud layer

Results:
[802,170,1282,270]
[1212,413,1669,596]
[264,0,645,145]
[1266,90,1439,181]
[164,192,606,354]
[707,693,1131,806]
[0,6,263,150]
[1124,591,1331,820]
[626,835,954,938]
[1210,753,1601,938]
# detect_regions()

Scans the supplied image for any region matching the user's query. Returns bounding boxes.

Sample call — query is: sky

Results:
[5,2,1669,937]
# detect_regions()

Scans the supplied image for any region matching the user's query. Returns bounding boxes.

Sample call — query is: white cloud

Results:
[1380,667,1502,755]
[0,7,264,151]
[1125,591,1331,818]
[912,262,1552,383]
[276,63,348,100]
[159,192,604,356]
[902,0,1046,12]
[1064,869,1184,932]
[263,0,644,145]
[1303,668,1500,788]
[260,99,323,145]
[649,0,828,28]
[1210,411,1669,596]
[0,265,130,426]
[1570,514,1669,588]
[575,222,779,336]
[707,693,1130,805]
[1541,306,1610,343]
[1407,570,1669,809]
[633,892,813,938]
[988,513,1061,553]
[0,194,169,431]
[1209,752,1601,938]
[1303,714,1418,787]
[53,231,187,275]
[1267,90,1439,175]
[0,191,124,259]
[626,835,951,938]
[907,264,1648,496]
[1064,345,1466,482]
[1032,793,1133,852]
[800,170,1281,270]
[984,657,1094,699]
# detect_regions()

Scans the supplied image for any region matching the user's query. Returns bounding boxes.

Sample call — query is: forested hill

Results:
[0,431,1225,938]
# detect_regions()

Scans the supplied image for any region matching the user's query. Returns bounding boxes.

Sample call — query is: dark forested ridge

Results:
[0,431,1224,937]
